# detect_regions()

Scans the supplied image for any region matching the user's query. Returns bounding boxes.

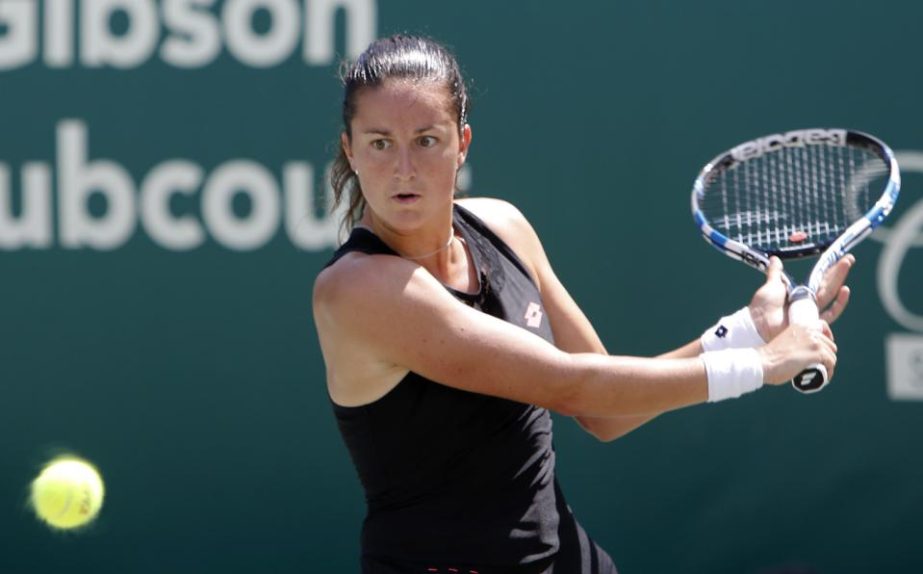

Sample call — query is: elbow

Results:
[575,416,623,443]
[593,431,623,444]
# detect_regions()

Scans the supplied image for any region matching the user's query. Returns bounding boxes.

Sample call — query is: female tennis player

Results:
[312,35,853,574]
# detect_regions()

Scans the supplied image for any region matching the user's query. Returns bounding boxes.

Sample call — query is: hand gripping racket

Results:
[691,128,900,393]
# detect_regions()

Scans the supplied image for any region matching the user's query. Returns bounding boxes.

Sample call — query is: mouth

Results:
[392,193,421,203]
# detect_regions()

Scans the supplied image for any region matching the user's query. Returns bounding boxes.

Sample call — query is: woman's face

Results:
[342,79,471,234]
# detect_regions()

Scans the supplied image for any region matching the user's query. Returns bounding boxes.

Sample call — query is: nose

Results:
[394,146,415,181]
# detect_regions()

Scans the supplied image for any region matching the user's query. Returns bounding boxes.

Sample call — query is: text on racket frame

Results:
[731,129,847,162]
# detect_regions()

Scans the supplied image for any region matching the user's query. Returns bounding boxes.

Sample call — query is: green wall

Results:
[2,1,922,572]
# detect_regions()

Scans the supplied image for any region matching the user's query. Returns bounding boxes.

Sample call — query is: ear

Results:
[457,124,472,168]
[340,132,354,169]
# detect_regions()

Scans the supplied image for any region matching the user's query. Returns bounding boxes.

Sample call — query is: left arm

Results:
[460,198,855,442]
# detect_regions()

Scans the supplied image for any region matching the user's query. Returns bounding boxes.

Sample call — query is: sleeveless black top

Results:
[326,204,561,571]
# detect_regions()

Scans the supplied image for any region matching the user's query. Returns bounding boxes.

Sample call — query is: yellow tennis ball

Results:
[30,456,105,530]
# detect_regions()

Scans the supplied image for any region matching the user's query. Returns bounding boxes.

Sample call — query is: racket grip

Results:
[787,286,829,394]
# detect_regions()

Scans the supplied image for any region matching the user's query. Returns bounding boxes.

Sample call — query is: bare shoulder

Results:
[314,252,427,328]
[313,252,369,309]
[313,253,368,319]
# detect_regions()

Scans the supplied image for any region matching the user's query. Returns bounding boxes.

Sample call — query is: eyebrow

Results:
[360,125,441,136]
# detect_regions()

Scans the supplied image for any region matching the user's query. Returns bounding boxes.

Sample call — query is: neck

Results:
[361,209,458,263]
[398,232,456,260]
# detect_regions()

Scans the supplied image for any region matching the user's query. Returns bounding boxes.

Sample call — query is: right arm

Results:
[313,254,836,417]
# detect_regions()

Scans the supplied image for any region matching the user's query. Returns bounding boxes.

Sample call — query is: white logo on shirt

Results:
[524,302,543,328]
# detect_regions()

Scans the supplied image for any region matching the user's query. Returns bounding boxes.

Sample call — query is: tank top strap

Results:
[452,203,537,287]
[323,227,397,269]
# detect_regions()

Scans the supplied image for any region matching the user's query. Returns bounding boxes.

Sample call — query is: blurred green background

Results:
[2,1,922,572]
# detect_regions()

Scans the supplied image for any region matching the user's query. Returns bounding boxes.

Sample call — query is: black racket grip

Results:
[792,365,828,393]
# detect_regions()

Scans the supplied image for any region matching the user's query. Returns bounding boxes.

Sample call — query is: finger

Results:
[765,256,784,284]
[820,320,835,342]
[819,256,852,297]
[810,331,838,360]
[824,346,837,382]
[817,255,855,307]
[820,286,851,324]
[822,332,838,354]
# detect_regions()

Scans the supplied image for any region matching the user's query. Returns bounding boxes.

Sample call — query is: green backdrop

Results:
[2,1,922,572]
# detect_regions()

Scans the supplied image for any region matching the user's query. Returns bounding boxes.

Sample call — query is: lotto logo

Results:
[524,302,543,329]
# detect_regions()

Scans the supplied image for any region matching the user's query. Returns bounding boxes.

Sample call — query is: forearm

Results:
[572,342,702,439]
[545,303,704,435]
[560,354,708,418]
[657,339,704,359]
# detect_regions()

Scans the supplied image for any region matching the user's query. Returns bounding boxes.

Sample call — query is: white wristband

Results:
[701,348,765,402]
[700,307,766,352]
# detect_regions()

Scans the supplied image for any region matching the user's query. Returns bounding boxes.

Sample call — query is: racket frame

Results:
[692,129,900,292]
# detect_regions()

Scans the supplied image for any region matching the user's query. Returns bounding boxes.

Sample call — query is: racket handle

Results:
[788,287,829,394]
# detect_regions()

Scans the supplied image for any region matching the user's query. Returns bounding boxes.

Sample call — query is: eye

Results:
[418,135,438,148]
[371,139,391,151]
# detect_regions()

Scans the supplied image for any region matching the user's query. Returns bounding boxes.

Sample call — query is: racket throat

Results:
[788,285,817,307]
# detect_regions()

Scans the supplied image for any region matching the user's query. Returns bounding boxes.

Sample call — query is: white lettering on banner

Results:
[82,0,159,68]
[0,0,377,70]
[224,0,300,67]
[46,0,75,67]
[876,151,923,400]
[203,160,281,250]
[305,0,377,65]
[0,163,53,248]
[886,334,923,401]
[878,199,923,332]
[59,121,138,249]
[0,0,36,68]
[284,162,334,250]
[0,119,345,251]
[139,160,206,250]
[161,0,222,67]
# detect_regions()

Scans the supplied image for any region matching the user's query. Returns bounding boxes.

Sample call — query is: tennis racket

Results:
[691,128,901,393]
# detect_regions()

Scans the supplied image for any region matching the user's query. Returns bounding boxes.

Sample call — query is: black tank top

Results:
[326,204,561,570]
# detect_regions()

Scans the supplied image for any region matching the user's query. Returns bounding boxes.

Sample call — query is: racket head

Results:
[691,128,900,278]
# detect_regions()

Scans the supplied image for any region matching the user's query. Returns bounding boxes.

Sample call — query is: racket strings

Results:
[702,143,885,253]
